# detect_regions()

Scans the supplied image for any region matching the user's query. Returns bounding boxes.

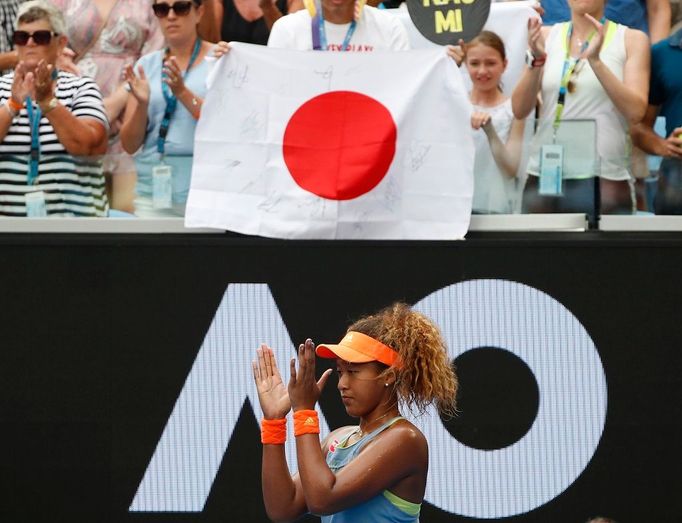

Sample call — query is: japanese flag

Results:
[185,42,474,239]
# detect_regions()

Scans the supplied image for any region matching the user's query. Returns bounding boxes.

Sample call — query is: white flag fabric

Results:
[185,43,474,239]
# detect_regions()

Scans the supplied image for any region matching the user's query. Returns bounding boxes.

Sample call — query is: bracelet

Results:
[261,418,287,445]
[7,97,22,113]
[293,409,320,436]
[3,102,17,118]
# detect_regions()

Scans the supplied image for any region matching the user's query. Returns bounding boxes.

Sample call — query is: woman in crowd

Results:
[252,303,458,522]
[465,31,525,214]
[0,0,108,216]
[512,2,649,214]
[48,0,164,213]
[120,0,212,217]
[198,0,302,45]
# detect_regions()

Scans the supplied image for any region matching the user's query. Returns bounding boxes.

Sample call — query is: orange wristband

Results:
[7,98,22,113]
[261,418,287,445]
[293,409,320,436]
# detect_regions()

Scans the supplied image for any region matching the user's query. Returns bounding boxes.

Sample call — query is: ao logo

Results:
[130,280,607,519]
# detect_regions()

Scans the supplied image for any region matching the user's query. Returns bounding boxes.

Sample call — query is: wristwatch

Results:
[525,49,547,69]
[40,97,59,114]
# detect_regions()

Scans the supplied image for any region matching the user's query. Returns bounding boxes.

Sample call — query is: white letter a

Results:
[130,283,330,512]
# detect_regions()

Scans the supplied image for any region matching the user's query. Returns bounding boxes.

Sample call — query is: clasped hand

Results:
[11,59,55,106]
[252,339,332,420]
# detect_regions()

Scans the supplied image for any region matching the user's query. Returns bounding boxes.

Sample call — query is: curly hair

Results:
[348,302,458,417]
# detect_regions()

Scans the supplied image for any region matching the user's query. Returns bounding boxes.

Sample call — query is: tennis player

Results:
[252,302,458,522]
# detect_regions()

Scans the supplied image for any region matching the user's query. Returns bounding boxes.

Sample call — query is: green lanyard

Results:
[553,19,606,137]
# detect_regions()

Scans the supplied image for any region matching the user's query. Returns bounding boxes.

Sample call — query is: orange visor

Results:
[316,331,402,368]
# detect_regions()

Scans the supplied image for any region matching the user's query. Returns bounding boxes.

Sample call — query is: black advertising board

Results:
[1,233,681,522]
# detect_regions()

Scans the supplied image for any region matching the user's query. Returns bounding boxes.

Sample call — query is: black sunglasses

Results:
[13,30,59,46]
[152,1,195,18]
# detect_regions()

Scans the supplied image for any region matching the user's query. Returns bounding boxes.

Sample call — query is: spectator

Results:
[541,0,671,44]
[586,518,618,523]
[465,30,525,214]
[0,0,108,217]
[0,0,23,72]
[632,27,682,213]
[48,0,164,214]
[512,5,649,214]
[267,0,410,50]
[198,0,302,44]
[120,0,213,218]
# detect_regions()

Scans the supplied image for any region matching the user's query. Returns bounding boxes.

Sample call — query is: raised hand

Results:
[34,60,55,104]
[288,339,332,412]
[162,56,187,97]
[582,14,605,63]
[252,344,292,420]
[123,64,150,106]
[527,17,545,58]
[11,61,32,105]
[446,38,466,67]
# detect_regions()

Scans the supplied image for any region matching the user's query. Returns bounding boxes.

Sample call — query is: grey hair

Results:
[16,0,66,37]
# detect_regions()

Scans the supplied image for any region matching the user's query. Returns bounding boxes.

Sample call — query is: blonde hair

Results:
[348,302,458,416]
[16,1,66,36]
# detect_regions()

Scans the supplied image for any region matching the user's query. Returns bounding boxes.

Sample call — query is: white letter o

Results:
[410,279,607,518]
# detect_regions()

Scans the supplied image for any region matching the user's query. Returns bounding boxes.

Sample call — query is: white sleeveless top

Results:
[527,21,631,181]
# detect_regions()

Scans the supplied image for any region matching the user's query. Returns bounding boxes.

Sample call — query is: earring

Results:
[385,383,389,387]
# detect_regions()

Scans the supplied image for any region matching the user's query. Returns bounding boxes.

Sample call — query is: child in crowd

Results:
[465,31,525,214]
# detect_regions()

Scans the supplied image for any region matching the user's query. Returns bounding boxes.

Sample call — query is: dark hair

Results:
[348,302,458,416]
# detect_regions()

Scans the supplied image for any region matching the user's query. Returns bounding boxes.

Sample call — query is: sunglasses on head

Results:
[152,1,195,17]
[12,30,59,46]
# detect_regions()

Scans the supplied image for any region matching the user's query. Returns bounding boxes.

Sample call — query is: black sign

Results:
[406,0,491,45]
[1,233,681,522]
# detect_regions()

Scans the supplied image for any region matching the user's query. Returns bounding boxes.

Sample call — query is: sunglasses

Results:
[12,30,59,46]
[152,1,195,18]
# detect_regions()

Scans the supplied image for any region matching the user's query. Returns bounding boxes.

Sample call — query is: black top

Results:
[220,0,289,45]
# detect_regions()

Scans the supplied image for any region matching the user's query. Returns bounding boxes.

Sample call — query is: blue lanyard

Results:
[25,96,42,185]
[312,0,357,51]
[157,38,202,157]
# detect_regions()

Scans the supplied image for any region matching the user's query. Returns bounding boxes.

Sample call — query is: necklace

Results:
[354,410,394,439]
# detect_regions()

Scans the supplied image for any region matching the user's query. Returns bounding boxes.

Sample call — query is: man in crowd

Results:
[632,27,682,213]
[267,0,410,51]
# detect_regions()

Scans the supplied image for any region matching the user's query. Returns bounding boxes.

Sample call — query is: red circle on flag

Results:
[282,91,397,201]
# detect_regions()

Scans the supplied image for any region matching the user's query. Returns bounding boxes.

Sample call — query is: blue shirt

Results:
[649,30,682,137]
[542,0,648,33]
[133,49,209,203]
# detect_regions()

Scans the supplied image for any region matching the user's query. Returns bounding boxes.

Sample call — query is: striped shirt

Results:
[0,70,109,216]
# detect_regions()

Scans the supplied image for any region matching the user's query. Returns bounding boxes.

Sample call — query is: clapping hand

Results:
[253,344,293,420]
[581,14,605,63]
[527,17,545,58]
[11,61,33,105]
[34,60,56,104]
[162,56,187,97]
[123,64,150,106]
[288,339,332,412]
